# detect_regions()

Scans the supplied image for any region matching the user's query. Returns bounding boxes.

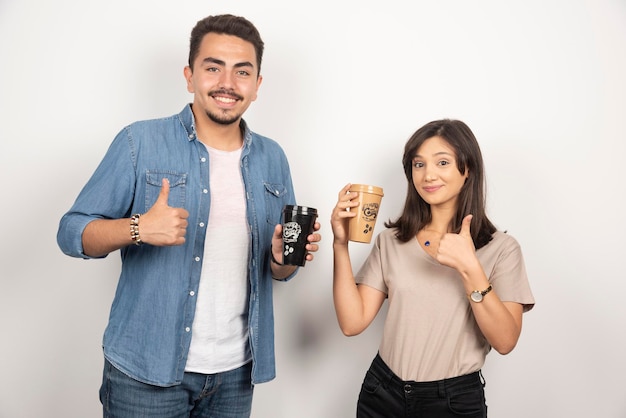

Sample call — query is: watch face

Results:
[470,291,483,302]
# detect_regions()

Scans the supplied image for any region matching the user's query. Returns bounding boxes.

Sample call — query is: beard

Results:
[205,109,242,126]
[205,89,244,125]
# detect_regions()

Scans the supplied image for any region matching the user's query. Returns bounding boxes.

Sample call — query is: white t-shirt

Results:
[356,229,535,382]
[185,145,251,374]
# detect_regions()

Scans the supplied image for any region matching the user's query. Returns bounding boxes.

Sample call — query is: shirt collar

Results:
[179,103,252,148]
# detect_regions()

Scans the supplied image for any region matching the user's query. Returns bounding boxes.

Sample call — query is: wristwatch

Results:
[469,285,492,303]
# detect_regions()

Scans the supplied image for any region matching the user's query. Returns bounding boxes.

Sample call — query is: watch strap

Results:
[469,285,492,302]
[479,285,492,297]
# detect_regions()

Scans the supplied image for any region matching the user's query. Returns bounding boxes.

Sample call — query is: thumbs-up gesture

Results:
[435,214,477,271]
[139,178,190,246]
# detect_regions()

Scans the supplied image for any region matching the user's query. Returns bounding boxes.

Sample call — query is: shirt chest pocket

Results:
[263,182,287,225]
[145,171,187,210]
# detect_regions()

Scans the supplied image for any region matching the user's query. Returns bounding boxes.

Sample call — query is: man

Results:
[57,14,320,417]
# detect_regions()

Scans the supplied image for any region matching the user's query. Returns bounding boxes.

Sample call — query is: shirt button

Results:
[189,291,195,296]
[203,189,208,194]
[199,222,205,228]
[200,157,206,163]
[185,327,191,332]
[195,257,200,262]
[188,134,194,140]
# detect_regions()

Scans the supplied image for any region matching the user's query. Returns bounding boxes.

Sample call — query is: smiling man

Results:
[57,14,321,417]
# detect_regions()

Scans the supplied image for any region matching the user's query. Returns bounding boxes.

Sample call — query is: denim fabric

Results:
[58,104,297,386]
[100,359,254,417]
[357,354,487,418]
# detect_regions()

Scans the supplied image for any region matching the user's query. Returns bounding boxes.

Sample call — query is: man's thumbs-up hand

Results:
[139,178,190,246]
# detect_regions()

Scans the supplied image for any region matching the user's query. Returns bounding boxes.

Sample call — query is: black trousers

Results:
[357,353,487,418]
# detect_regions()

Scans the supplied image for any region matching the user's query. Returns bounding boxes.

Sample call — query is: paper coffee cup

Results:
[348,184,384,243]
[282,205,318,266]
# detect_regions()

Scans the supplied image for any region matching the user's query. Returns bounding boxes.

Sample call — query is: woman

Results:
[331,119,535,417]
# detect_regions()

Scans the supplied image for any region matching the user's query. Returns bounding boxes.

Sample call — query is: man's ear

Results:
[251,74,263,102]
[184,66,194,93]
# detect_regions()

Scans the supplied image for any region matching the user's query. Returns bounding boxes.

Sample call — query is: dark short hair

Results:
[385,119,496,249]
[188,14,264,75]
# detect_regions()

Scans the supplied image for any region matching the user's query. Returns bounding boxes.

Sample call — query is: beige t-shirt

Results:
[355,229,535,382]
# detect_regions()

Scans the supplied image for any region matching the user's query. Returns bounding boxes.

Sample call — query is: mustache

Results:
[209,89,243,101]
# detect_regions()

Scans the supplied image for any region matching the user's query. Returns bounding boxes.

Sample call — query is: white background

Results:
[1,0,625,417]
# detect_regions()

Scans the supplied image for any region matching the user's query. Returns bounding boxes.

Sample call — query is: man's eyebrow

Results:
[234,61,254,69]
[201,57,254,69]
[202,57,225,66]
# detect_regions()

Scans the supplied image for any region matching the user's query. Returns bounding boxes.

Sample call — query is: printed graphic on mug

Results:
[361,203,379,222]
[282,221,302,257]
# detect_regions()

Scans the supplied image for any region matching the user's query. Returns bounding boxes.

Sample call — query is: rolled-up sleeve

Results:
[57,128,136,259]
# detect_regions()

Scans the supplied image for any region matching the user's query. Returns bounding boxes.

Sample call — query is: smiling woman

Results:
[411,135,469,210]
[330,119,535,417]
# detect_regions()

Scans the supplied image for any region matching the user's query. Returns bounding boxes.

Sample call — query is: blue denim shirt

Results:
[57,104,297,386]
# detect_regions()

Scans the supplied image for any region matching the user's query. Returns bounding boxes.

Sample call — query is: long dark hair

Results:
[385,119,496,249]
[188,14,265,75]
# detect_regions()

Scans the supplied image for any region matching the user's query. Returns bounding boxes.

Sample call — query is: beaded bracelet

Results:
[130,213,143,246]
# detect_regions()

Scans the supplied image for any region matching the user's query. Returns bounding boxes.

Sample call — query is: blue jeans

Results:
[100,359,254,418]
[357,354,487,417]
